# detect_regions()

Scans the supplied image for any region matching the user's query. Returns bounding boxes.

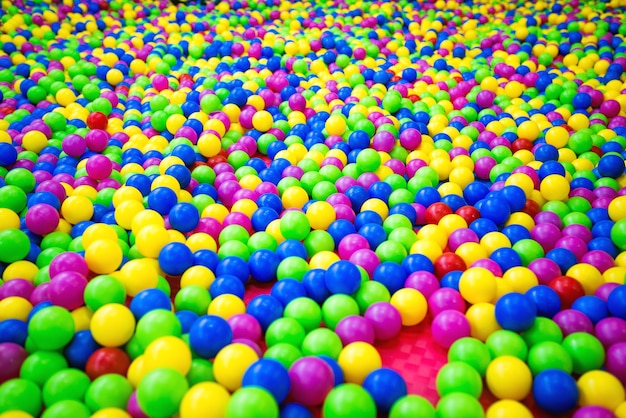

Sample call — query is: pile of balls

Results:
[0,0,626,416]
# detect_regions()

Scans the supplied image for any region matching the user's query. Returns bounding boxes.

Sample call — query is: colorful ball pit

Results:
[0,0,626,416]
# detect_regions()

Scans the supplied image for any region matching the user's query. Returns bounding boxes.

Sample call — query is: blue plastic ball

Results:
[571,295,609,324]
[325,260,361,295]
[242,359,291,403]
[607,285,626,320]
[168,203,200,233]
[0,319,28,345]
[246,295,284,331]
[271,278,307,307]
[216,256,250,284]
[159,242,194,276]
[525,285,561,318]
[249,249,280,283]
[362,368,408,413]
[188,315,232,358]
[210,275,246,299]
[302,269,330,304]
[130,288,172,319]
[63,330,100,369]
[373,262,407,294]
[495,292,537,331]
[533,369,578,414]
[280,403,313,418]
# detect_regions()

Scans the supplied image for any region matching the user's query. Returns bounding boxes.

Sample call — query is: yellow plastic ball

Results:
[197,133,222,158]
[0,296,32,321]
[281,186,309,209]
[616,401,626,418]
[181,265,215,289]
[22,131,48,153]
[202,204,229,223]
[82,223,119,249]
[119,259,159,297]
[486,356,532,401]
[213,343,259,392]
[3,261,38,282]
[409,239,443,262]
[455,242,488,267]
[144,336,192,375]
[459,267,498,304]
[337,342,382,385]
[186,233,217,253]
[540,174,570,201]
[131,209,165,236]
[326,114,347,136]
[390,288,428,326]
[566,263,604,295]
[577,370,625,410]
[502,267,538,293]
[71,306,92,332]
[91,303,135,347]
[609,196,626,222]
[208,294,246,319]
[486,400,533,418]
[0,209,20,231]
[91,408,131,418]
[61,195,94,225]
[135,225,170,258]
[465,302,501,342]
[545,126,570,148]
[180,382,230,418]
[252,110,273,132]
[309,251,341,270]
[306,201,336,230]
[114,200,145,231]
[360,198,389,220]
[85,239,123,274]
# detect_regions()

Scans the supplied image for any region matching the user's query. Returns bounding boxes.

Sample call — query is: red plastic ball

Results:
[85,347,131,380]
[548,276,586,309]
[511,138,533,152]
[424,203,453,225]
[434,253,467,278]
[522,199,541,218]
[86,112,109,130]
[455,205,481,226]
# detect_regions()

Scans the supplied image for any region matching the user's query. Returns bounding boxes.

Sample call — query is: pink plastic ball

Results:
[428,288,467,316]
[338,234,370,260]
[288,356,335,406]
[364,302,402,341]
[595,317,626,349]
[49,271,88,310]
[431,310,471,348]
[49,252,89,278]
[335,315,376,345]
[553,309,594,336]
[0,279,35,300]
[25,203,60,236]
[404,271,440,298]
[349,249,379,277]
[228,313,262,342]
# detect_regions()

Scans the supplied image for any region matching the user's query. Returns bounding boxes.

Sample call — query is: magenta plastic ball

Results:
[470,259,503,277]
[364,302,402,341]
[595,283,620,302]
[288,356,335,406]
[606,342,626,385]
[554,236,587,260]
[0,279,35,300]
[127,391,149,418]
[48,271,88,310]
[86,154,113,180]
[25,203,60,236]
[85,129,109,152]
[562,224,592,243]
[0,343,28,384]
[399,128,422,150]
[528,258,562,285]
[335,315,376,345]
[431,310,471,348]
[349,249,379,277]
[553,309,595,336]
[338,234,370,260]
[428,288,467,316]
[335,204,356,223]
[62,134,87,157]
[580,250,615,273]
[372,131,395,152]
[228,314,262,342]
[447,228,479,252]
[531,223,562,252]
[573,406,616,418]
[595,318,626,349]
[49,252,89,278]
[405,271,440,298]
[30,282,50,305]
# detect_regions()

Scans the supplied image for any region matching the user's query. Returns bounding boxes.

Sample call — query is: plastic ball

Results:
[436,361,483,398]
[214,343,259,392]
[362,368,407,413]
[225,387,279,418]
[85,374,133,411]
[137,368,188,418]
[337,342,382,385]
[364,302,402,341]
[607,342,626,385]
[494,292,537,332]
[389,395,435,418]
[485,355,532,401]
[28,306,75,351]
[486,400,533,418]
[189,315,232,359]
[485,330,528,360]
[288,356,335,406]
[0,229,31,264]
[242,359,290,403]
[301,328,342,359]
[436,393,484,418]
[577,370,625,410]
[322,384,376,418]
[562,332,605,375]
[390,288,428,326]
[459,268,497,304]
[180,382,230,418]
[431,310,471,348]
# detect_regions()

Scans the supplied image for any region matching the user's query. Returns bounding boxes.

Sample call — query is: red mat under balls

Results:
[241,281,562,418]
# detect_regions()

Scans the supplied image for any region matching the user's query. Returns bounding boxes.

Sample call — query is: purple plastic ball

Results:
[288,356,335,406]
[364,302,402,341]
[553,309,595,336]
[428,288,466,316]
[431,310,471,348]
[335,315,375,345]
